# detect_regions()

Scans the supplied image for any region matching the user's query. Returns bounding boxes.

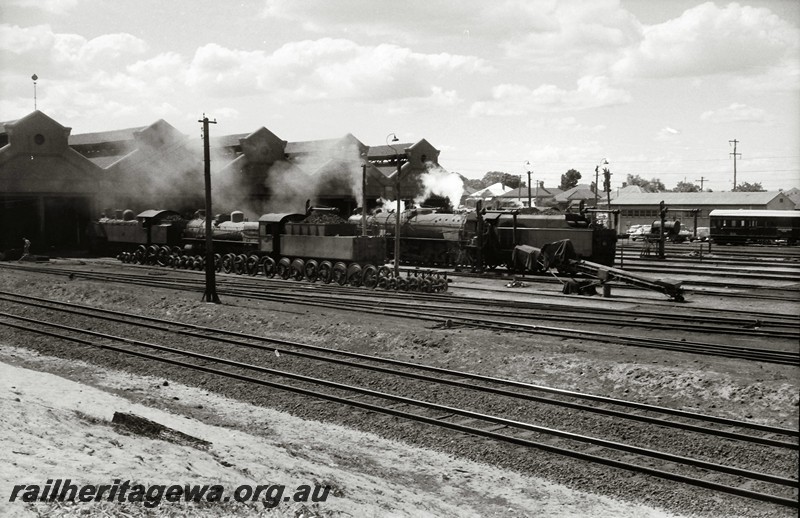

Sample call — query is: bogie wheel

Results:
[436,277,449,293]
[318,261,333,284]
[194,255,204,270]
[221,254,234,273]
[261,256,276,278]
[362,265,378,289]
[332,262,348,286]
[290,258,306,281]
[395,277,408,291]
[304,259,319,282]
[406,276,419,292]
[347,263,363,287]
[277,257,292,280]
[214,253,222,273]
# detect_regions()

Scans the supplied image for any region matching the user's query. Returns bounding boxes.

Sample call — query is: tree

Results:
[732,181,765,192]
[672,181,700,193]
[559,169,581,190]
[626,174,665,193]
[482,171,521,189]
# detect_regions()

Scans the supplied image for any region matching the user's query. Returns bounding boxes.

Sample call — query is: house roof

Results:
[610,191,792,206]
[497,185,559,198]
[553,184,596,202]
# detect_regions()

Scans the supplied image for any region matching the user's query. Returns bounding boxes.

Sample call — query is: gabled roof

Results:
[497,185,560,198]
[69,126,146,146]
[368,143,414,160]
[553,184,596,202]
[469,182,513,198]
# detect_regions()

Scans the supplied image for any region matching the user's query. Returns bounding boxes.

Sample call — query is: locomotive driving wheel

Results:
[361,264,378,289]
[346,263,363,287]
[304,259,319,282]
[221,254,234,273]
[290,259,305,280]
[156,246,171,266]
[318,261,333,284]
[233,254,248,275]
[247,255,260,276]
[332,262,348,286]
[276,257,291,279]
[261,256,276,278]
[134,245,147,264]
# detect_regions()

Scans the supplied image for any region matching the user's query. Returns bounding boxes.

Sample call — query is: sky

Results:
[1,0,799,192]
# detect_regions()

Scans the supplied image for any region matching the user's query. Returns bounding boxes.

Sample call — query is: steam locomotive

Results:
[89,204,617,289]
[349,206,617,268]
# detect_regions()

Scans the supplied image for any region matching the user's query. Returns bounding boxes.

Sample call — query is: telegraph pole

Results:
[199,114,220,304]
[729,139,741,190]
[695,176,707,191]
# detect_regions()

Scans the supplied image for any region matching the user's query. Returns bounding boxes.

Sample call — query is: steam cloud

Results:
[415,162,464,208]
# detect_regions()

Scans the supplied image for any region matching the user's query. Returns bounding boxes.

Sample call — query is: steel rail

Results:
[1,315,797,508]
[1,264,797,364]
[6,262,800,337]
[1,291,795,448]
[4,262,800,329]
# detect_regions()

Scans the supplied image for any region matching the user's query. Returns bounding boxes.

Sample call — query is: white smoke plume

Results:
[414,162,464,208]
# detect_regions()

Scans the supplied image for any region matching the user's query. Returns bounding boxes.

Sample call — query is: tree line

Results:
[459,170,766,193]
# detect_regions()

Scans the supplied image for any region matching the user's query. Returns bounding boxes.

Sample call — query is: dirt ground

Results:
[1,347,682,518]
[0,260,797,517]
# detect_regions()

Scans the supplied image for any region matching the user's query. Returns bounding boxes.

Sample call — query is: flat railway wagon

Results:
[350,208,617,269]
[709,209,800,245]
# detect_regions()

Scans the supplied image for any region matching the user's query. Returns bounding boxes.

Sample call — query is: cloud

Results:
[186,39,490,102]
[612,2,800,79]
[469,75,631,116]
[655,126,682,142]
[7,0,81,14]
[700,103,767,124]
[0,24,148,80]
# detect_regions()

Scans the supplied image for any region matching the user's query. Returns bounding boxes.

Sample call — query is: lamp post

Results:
[594,158,608,207]
[387,133,402,276]
[32,74,38,110]
[525,161,532,208]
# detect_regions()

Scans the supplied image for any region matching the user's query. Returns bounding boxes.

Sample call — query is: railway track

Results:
[0,293,797,508]
[1,263,797,365]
